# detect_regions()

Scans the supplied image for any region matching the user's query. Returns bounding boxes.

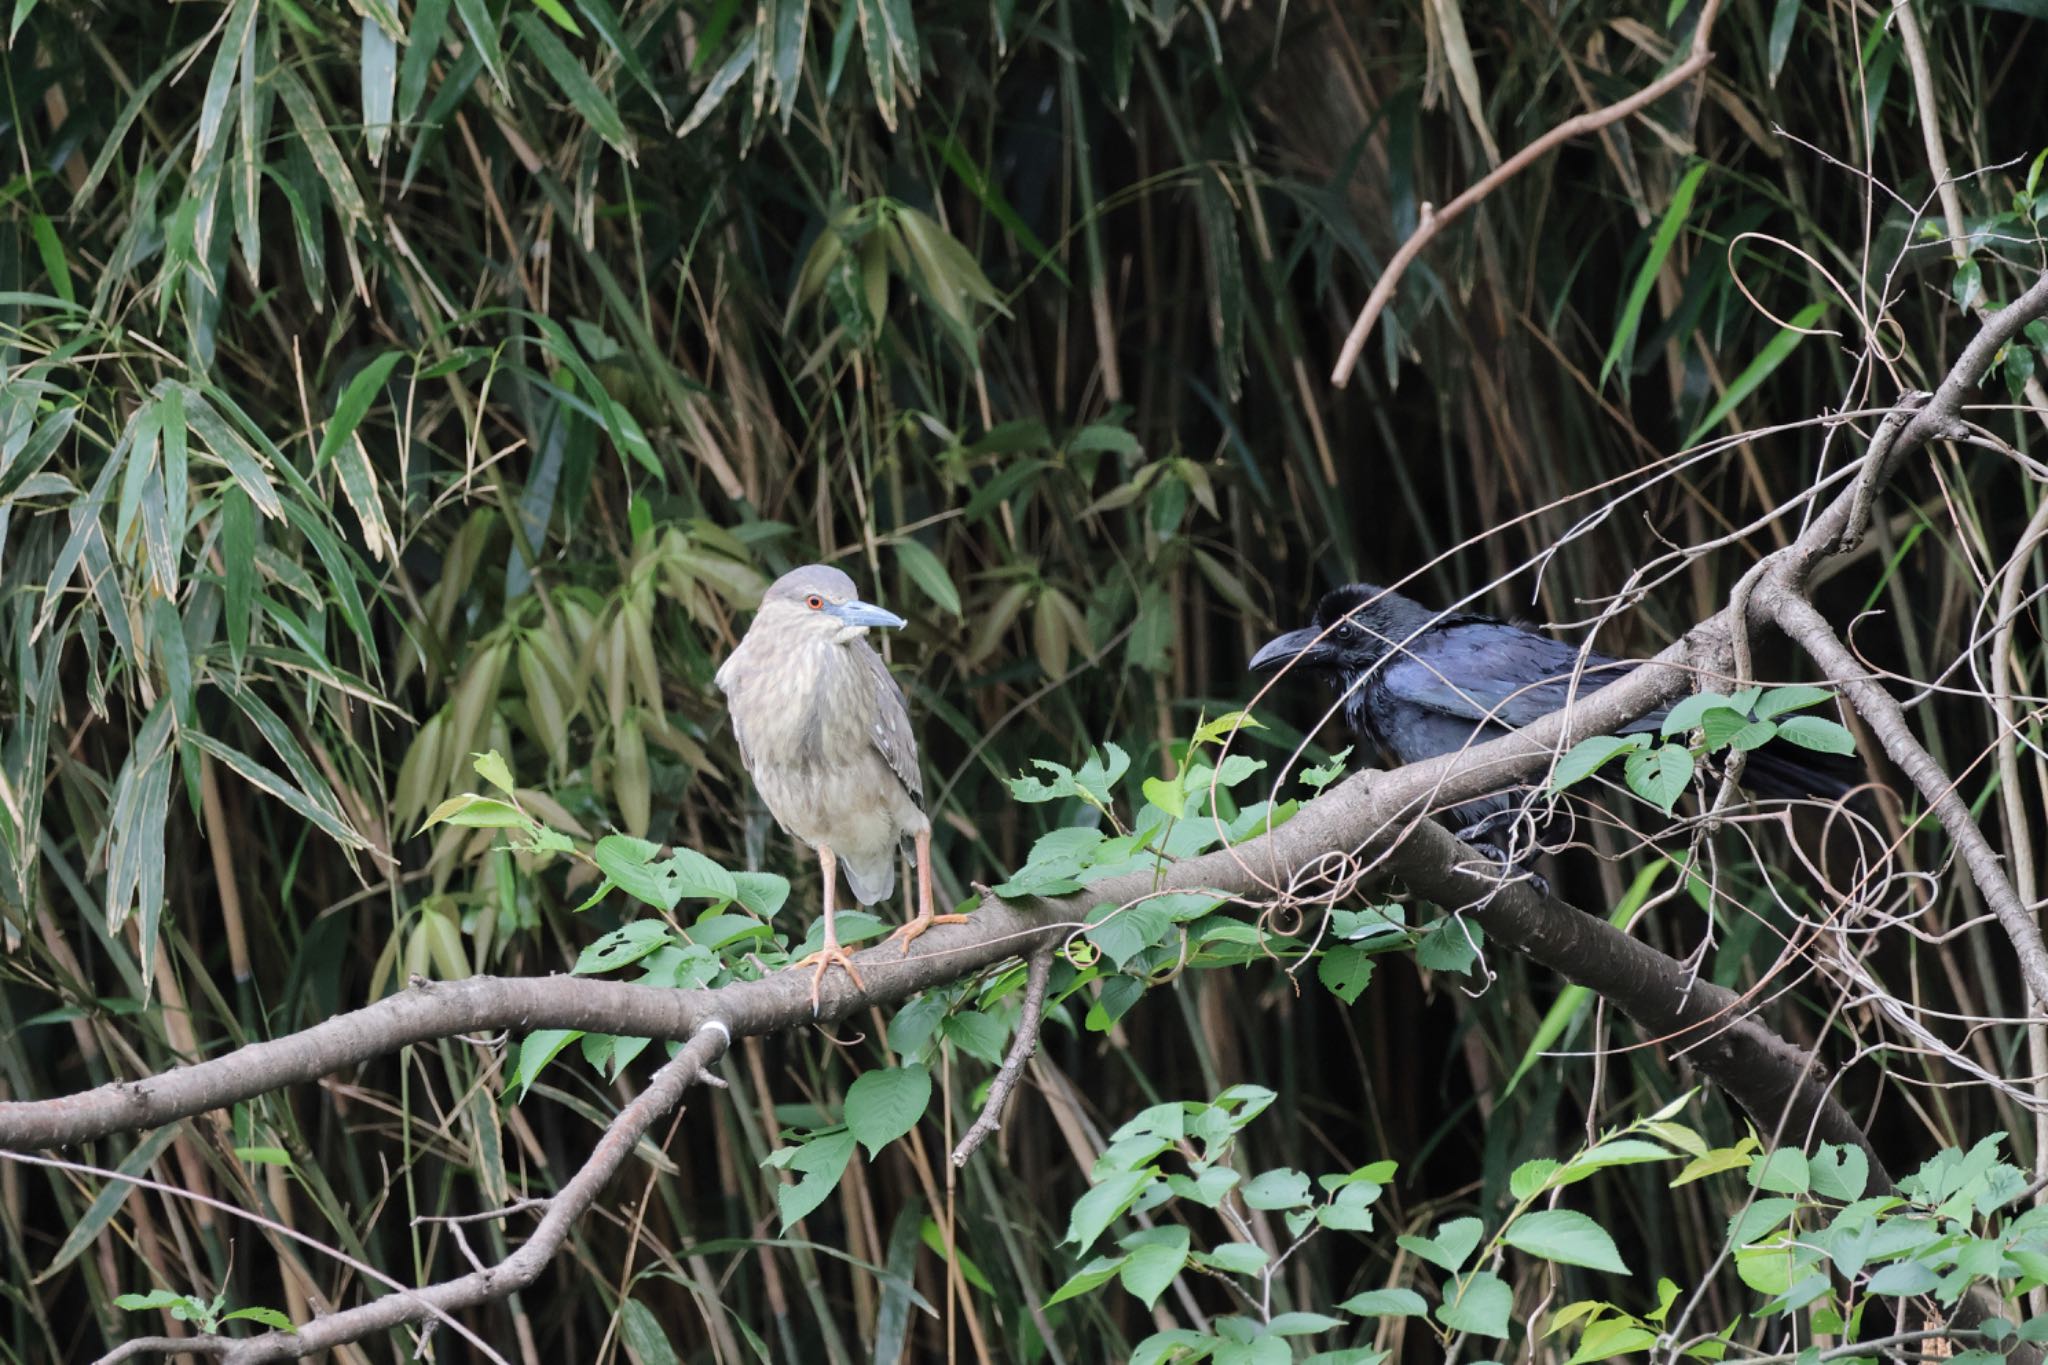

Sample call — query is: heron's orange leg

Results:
[794,846,864,1012]
[891,827,969,953]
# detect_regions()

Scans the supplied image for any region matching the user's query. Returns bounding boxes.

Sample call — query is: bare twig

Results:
[952,950,1055,1167]
[1329,0,1724,387]
[1768,593,2048,1003]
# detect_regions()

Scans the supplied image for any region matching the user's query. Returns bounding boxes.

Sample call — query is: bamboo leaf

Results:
[1682,301,1828,447]
[511,11,635,159]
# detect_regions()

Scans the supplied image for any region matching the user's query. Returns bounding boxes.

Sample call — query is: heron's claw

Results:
[793,946,866,1014]
[890,911,972,954]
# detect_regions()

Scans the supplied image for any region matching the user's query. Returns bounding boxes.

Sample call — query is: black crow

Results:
[1250,583,1864,874]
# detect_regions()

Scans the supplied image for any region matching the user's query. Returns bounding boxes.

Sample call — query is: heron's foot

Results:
[891,911,972,954]
[793,945,866,1013]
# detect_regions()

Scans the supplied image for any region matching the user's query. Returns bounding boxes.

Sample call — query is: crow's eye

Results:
[806,595,824,610]
[1334,622,1356,641]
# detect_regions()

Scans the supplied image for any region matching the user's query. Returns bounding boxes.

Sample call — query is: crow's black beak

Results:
[1249,626,1323,674]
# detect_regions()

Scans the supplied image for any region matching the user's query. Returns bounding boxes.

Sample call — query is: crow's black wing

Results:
[1378,623,1654,734]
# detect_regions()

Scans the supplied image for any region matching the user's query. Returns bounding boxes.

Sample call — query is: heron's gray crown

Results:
[763,564,860,606]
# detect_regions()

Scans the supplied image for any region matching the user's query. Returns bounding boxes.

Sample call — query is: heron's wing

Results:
[1380,624,1651,733]
[860,645,924,808]
[712,651,755,772]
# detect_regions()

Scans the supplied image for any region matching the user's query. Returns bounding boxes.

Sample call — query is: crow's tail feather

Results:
[1737,740,1872,812]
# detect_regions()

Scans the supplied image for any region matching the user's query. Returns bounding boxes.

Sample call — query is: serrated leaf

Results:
[418,793,530,833]
[1064,1170,1151,1253]
[1624,743,1693,813]
[845,1064,931,1158]
[1318,945,1375,1004]
[1044,1255,1126,1308]
[1341,1288,1427,1317]
[1196,1240,1268,1275]
[1117,1225,1189,1310]
[512,1028,584,1100]
[1241,1168,1311,1211]
[1501,1209,1630,1273]
[1397,1216,1484,1274]
[1753,685,1834,719]
[1774,715,1855,754]
[472,749,516,795]
[1654,695,1736,736]
[1436,1270,1513,1338]
[772,1129,858,1230]
[1550,733,1646,793]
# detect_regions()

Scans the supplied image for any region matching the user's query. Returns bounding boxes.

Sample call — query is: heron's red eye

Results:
[806,595,823,610]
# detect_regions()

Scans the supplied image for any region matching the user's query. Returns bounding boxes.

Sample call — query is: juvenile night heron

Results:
[715,564,966,1007]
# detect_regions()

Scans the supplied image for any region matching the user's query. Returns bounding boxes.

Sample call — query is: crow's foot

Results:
[1456,835,1550,899]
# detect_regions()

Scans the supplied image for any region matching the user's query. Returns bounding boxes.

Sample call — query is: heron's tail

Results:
[840,854,897,907]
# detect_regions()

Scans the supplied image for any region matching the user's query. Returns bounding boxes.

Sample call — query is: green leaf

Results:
[891,536,961,616]
[1550,733,1647,793]
[512,1028,584,1099]
[1749,1148,1810,1194]
[1510,1159,1560,1201]
[772,1129,858,1230]
[1044,1255,1126,1308]
[845,1064,931,1158]
[1241,1168,1311,1211]
[1300,747,1352,790]
[1753,685,1834,719]
[574,921,675,975]
[1774,715,1855,754]
[1568,1318,1657,1364]
[1318,944,1375,1005]
[510,12,633,158]
[221,1305,295,1331]
[419,793,531,833]
[1953,259,1983,311]
[1697,707,1754,751]
[1501,1209,1630,1273]
[1766,0,1800,85]
[1436,1270,1513,1338]
[1397,1215,1484,1274]
[1196,1241,1268,1275]
[1867,1260,1939,1296]
[1064,1170,1152,1253]
[941,1010,1008,1064]
[1662,690,1739,737]
[1728,721,1779,751]
[1602,162,1709,387]
[1415,916,1481,974]
[1084,899,1172,970]
[1194,710,1265,746]
[1810,1144,1870,1201]
[472,750,517,796]
[1623,743,1693,813]
[1682,300,1828,447]
[1265,1312,1345,1337]
[1340,1288,1428,1317]
[1118,1225,1189,1310]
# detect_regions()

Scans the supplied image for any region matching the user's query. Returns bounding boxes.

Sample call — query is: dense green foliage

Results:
[5,0,2048,1359]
